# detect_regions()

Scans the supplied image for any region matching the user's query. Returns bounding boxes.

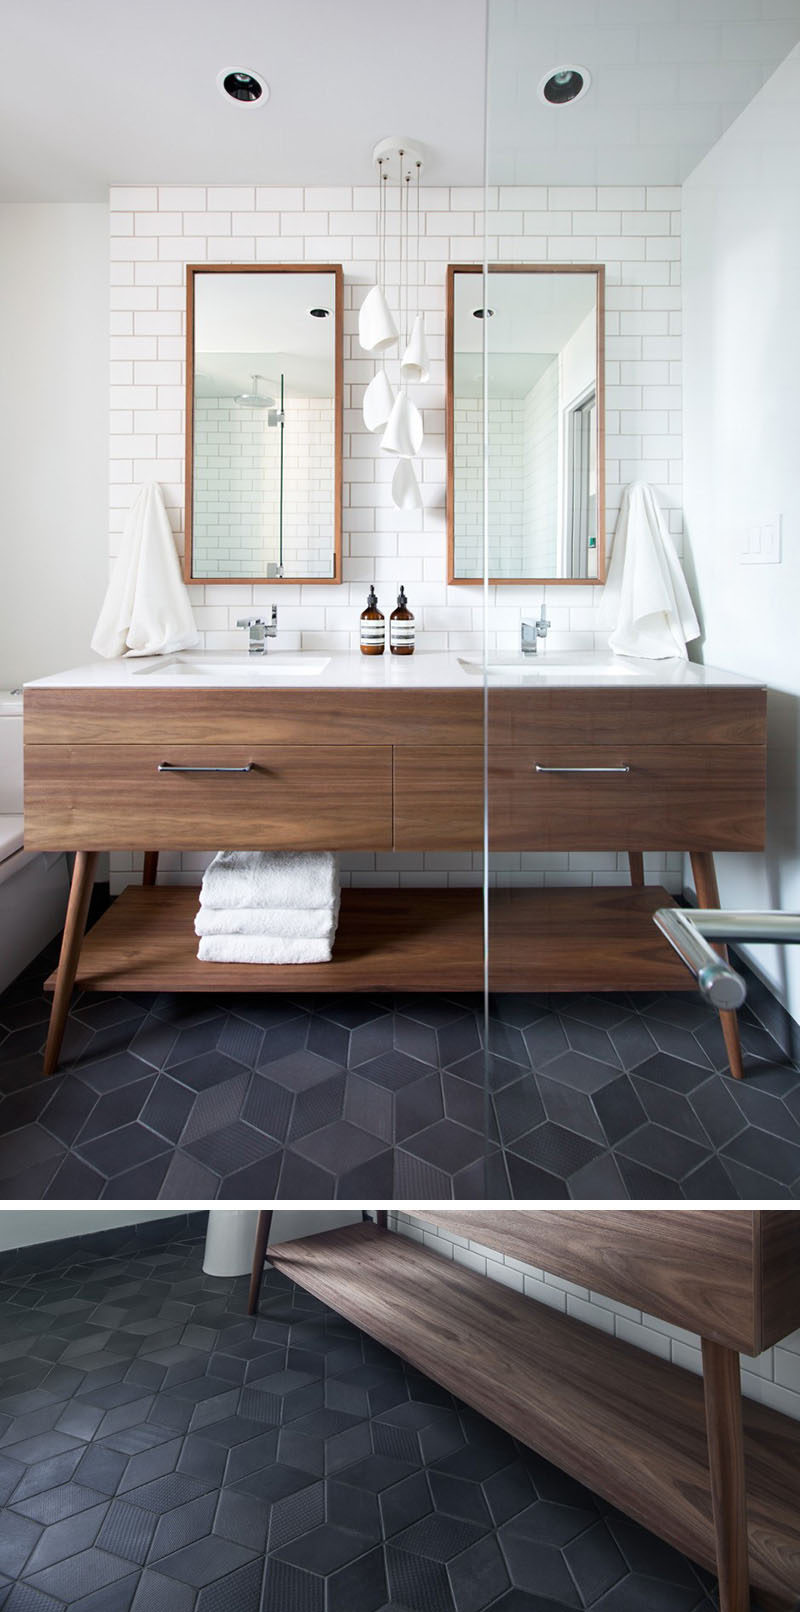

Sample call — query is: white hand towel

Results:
[198,934,333,964]
[91,482,199,658]
[200,851,339,911]
[596,481,700,659]
[194,903,339,940]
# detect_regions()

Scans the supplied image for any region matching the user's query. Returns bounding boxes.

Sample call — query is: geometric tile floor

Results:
[1,928,800,1199]
[0,1216,726,1610]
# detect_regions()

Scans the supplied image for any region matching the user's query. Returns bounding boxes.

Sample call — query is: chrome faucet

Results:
[237,608,278,654]
[521,604,551,655]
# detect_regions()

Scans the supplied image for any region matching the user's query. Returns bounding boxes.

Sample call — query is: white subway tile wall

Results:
[393,1214,800,1424]
[108,184,683,894]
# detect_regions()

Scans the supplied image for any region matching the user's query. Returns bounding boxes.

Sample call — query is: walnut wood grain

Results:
[755,1213,800,1351]
[487,686,767,748]
[266,1222,800,1610]
[24,744,393,850]
[394,746,483,848]
[23,687,484,747]
[702,1338,749,1612]
[417,1211,800,1356]
[42,851,98,1077]
[42,885,691,995]
[489,746,765,851]
[691,850,745,1080]
[248,1211,273,1316]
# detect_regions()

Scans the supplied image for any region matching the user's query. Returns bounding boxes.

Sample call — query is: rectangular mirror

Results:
[447,264,605,585]
[185,264,343,583]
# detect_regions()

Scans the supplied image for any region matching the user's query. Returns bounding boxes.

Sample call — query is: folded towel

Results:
[194,902,339,940]
[200,850,339,911]
[198,934,332,964]
[596,481,700,659]
[91,482,199,658]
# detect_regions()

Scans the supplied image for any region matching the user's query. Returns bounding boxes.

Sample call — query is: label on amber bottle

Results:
[360,621,385,646]
[390,620,415,648]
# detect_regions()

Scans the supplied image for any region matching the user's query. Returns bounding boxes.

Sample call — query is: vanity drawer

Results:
[394,747,483,849]
[489,745,765,851]
[25,745,393,850]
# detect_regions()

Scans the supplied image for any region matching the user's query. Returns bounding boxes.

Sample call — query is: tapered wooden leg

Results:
[142,852,159,887]
[628,852,645,887]
[376,1211,389,1230]
[701,1337,750,1612]
[247,1210,273,1316]
[690,852,745,1079]
[43,851,98,1077]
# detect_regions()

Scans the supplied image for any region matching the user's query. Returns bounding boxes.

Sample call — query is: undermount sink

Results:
[459,655,640,679]
[132,654,331,679]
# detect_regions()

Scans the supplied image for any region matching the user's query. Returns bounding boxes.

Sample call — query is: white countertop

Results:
[23,650,762,693]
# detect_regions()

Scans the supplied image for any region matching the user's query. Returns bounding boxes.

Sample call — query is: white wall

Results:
[0,1209,177,1252]
[683,44,800,1022]
[0,203,107,688]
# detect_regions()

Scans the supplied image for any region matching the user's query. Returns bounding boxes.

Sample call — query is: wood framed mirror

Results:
[184,263,343,584]
[447,263,605,586]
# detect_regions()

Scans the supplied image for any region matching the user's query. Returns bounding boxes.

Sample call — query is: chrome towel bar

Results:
[534,765,630,774]
[654,906,800,1009]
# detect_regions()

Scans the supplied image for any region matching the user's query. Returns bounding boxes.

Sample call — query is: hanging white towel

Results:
[194,903,340,940]
[596,481,700,659]
[200,850,340,912]
[91,482,199,658]
[198,935,333,965]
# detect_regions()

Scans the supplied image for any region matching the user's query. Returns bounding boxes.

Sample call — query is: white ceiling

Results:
[488,0,800,185]
[1,0,799,200]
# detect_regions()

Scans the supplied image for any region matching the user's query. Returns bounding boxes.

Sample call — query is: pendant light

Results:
[359,158,398,356]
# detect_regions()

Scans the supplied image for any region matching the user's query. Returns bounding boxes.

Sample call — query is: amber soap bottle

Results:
[390,586,415,655]
[360,586,385,655]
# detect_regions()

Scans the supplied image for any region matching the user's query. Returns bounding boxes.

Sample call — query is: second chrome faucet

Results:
[237,608,278,655]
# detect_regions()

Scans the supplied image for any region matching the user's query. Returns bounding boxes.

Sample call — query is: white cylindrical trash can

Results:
[203,1209,260,1277]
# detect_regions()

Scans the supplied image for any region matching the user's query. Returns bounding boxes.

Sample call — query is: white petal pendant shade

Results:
[381,392,423,457]
[392,457,423,510]
[362,368,394,432]
[358,285,398,354]
[400,314,429,384]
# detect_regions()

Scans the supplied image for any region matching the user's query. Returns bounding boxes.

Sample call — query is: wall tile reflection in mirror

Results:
[448,265,604,585]
[186,266,342,583]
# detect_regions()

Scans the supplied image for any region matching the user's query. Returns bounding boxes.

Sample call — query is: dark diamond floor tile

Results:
[3,925,800,1201]
[617,1123,713,1183]
[508,1122,604,1181]
[534,1052,620,1096]
[536,1076,606,1144]
[26,1545,132,1598]
[720,1125,800,1187]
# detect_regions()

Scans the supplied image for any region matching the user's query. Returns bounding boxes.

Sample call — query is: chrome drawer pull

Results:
[534,765,630,774]
[158,762,254,774]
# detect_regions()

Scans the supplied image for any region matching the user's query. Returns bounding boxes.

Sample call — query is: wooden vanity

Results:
[260,1210,800,1612]
[23,660,766,1076]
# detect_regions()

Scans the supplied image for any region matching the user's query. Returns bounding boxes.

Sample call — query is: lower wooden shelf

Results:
[44,882,688,994]
[267,1222,800,1610]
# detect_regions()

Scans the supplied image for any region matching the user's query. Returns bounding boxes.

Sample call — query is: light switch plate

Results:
[740,515,782,564]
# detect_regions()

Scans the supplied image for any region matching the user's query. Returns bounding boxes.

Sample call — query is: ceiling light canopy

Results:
[538,65,590,107]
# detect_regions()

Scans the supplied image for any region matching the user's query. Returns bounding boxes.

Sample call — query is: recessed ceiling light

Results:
[538,65,591,106]
[308,307,331,318]
[217,68,269,107]
[472,307,494,319]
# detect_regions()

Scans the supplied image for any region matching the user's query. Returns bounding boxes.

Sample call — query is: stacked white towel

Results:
[195,851,340,964]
